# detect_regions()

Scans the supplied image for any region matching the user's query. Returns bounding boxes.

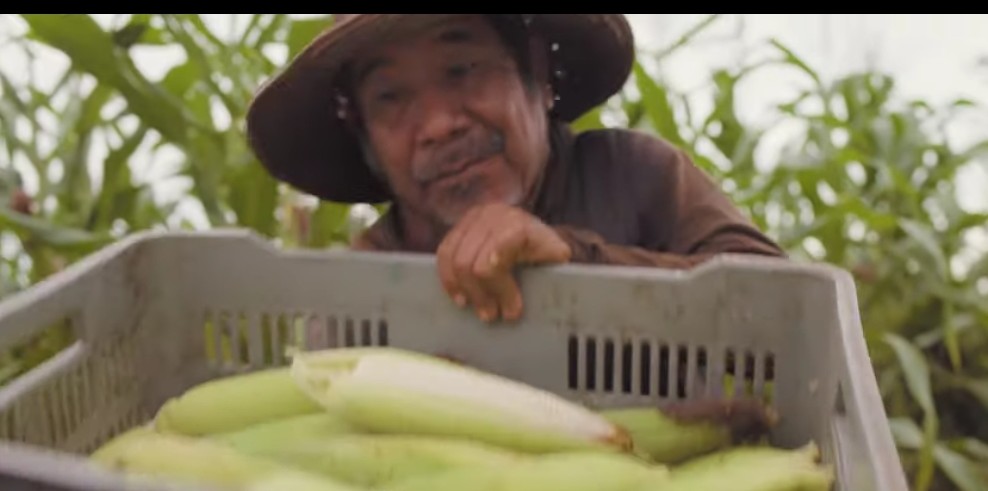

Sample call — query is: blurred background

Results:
[0,14,986,490]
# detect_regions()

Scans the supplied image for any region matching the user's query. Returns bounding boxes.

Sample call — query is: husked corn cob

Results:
[212,413,355,454]
[90,424,157,462]
[90,428,358,490]
[154,367,322,436]
[290,347,632,454]
[673,441,819,473]
[381,466,503,491]
[657,442,834,491]
[600,399,777,464]
[245,472,361,491]
[501,452,669,490]
[233,433,525,488]
[383,451,668,491]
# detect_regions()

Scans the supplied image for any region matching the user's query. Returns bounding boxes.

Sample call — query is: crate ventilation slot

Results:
[566,334,775,401]
[0,332,149,454]
[202,310,389,368]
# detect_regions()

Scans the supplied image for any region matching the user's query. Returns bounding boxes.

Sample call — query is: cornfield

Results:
[0,14,986,490]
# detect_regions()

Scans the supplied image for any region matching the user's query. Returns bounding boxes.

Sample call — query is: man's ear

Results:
[334,92,364,134]
[525,33,554,109]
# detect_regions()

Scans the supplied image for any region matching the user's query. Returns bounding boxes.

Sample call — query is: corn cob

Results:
[90,424,157,462]
[672,440,819,473]
[381,466,504,491]
[656,442,834,491]
[382,451,669,491]
[245,472,364,491]
[153,367,323,436]
[600,398,777,464]
[90,428,358,491]
[289,347,632,454]
[232,433,526,488]
[212,413,355,454]
[500,452,669,490]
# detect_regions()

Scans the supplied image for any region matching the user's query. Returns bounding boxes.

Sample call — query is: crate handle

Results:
[832,271,910,491]
[0,233,152,351]
[0,259,91,356]
[0,234,147,395]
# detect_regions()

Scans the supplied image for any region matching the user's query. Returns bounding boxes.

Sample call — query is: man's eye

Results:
[447,61,479,79]
[375,89,401,103]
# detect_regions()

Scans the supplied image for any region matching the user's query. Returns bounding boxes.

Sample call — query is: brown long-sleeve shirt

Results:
[352,123,786,268]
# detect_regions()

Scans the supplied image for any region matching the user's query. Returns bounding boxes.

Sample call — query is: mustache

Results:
[412,131,505,184]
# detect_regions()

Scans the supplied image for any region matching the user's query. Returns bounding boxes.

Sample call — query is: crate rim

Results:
[1,227,862,301]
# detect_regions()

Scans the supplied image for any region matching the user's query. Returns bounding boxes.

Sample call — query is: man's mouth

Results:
[416,131,506,186]
[429,154,496,184]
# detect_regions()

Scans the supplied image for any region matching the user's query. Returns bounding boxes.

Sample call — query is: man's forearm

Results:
[552,225,786,270]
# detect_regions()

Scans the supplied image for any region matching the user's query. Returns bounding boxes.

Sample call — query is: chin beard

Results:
[430,185,525,231]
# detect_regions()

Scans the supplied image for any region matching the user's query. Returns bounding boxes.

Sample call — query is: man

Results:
[245,14,785,323]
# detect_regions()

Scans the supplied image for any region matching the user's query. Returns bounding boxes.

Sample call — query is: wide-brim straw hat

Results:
[245,14,636,204]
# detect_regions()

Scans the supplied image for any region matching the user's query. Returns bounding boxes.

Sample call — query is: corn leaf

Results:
[287,17,335,60]
[885,333,938,491]
[21,14,195,144]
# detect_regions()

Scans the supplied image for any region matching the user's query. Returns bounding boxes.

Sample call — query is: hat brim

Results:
[245,14,635,204]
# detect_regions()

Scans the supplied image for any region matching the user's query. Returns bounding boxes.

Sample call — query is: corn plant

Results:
[0,14,354,293]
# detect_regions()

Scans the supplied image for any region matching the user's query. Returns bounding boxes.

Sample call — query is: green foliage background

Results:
[1,14,987,490]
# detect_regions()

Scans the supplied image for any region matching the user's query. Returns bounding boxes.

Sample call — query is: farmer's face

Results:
[350,16,552,228]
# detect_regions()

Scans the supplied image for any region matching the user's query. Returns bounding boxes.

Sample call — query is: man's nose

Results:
[414,88,469,147]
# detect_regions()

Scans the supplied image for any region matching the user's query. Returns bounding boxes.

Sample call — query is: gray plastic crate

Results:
[0,229,907,491]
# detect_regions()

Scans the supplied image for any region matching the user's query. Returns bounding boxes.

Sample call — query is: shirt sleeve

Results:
[554,131,786,269]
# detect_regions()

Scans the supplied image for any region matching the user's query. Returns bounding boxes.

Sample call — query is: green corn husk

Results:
[154,367,323,436]
[91,428,358,491]
[212,413,355,454]
[658,442,834,491]
[234,433,525,488]
[382,451,669,491]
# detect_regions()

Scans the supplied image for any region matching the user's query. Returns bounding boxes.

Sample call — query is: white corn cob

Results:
[234,434,526,488]
[289,347,632,454]
[382,451,668,491]
[91,428,359,491]
[246,472,361,491]
[154,367,323,436]
[212,413,356,454]
[656,442,834,491]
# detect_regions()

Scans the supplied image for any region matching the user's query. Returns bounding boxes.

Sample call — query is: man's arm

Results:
[554,130,785,269]
[553,224,781,268]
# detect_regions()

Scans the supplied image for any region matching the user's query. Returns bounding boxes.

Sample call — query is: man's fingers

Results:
[475,222,528,321]
[481,218,565,269]
[516,221,572,264]
[482,271,523,321]
[436,204,569,324]
[437,206,503,321]
[437,213,475,307]
[473,268,523,322]
[451,220,499,322]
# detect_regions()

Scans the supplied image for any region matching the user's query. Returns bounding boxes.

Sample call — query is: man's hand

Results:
[437,204,571,323]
